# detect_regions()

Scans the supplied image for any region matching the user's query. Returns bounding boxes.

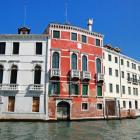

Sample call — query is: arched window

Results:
[10,65,18,84]
[0,65,3,84]
[71,53,77,70]
[82,55,87,71]
[34,65,41,84]
[96,58,101,73]
[52,52,59,69]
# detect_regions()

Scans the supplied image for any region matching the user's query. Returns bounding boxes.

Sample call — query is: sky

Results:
[0,0,140,61]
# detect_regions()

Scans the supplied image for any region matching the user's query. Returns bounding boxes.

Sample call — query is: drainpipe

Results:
[119,54,122,119]
[44,35,51,120]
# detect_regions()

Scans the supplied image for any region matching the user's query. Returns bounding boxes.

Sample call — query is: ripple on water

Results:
[0,119,140,140]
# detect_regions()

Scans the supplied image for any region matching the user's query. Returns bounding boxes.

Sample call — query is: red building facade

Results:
[45,23,104,120]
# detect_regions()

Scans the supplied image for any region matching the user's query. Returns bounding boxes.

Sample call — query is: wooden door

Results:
[106,100,116,116]
[8,96,15,112]
[32,97,39,112]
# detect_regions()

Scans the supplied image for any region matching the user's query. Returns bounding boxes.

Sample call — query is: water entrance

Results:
[57,101,70,120]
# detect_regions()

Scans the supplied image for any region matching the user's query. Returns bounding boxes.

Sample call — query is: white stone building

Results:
[103,45,140,118]
[0,27,49,120]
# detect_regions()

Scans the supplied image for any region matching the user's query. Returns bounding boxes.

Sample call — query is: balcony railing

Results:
[29,84,43,91]
[0,84,19,91]
[127,77,132,83]
[97,73,104,82]
[81,71,91,80]
[132,78,138,85]
[50,69,60,78]
[71,70,80,79]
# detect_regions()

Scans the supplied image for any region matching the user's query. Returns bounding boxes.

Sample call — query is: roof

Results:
[44,23,104,38]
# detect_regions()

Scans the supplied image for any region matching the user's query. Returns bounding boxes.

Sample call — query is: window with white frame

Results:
[82,55,87,71]
[52,52,59,69]
[81,102,88,111]
[71,53,77,70]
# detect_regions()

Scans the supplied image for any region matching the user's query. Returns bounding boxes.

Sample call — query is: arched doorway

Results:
[57,101,70,120]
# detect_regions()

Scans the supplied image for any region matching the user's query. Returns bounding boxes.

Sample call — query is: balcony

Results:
[127,77,132,83]
[50,69,60,78]
[0,84,19,91]
[81,71,91,80]
[97,73,104,82]
[132,79,138,85]
[29,84,43,92]
[71,70,80,79]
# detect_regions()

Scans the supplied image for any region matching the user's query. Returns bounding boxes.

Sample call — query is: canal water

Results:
[0,118,140,140]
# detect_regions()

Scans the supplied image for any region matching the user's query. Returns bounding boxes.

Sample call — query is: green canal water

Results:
[0,119,140,140]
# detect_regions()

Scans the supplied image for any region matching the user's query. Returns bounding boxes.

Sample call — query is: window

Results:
[49,82,60,95]
[132,63,136,70]
[133,88,136,95]
[81,35,87,43]
[135,101,138,109]
[121,71,124,78]
[127,61,130,67]
[123,101,126,108]
[109,83,113,93]
[128,87,131,95]
[8,96,15,112]
[116,84,119,93]
[82,103,88,111]
[32,97,40,112]
[104,66,105,74]
[97,85,102,96]
[108,55,111,61]
[71,33,77,41]
[13,42,19,54]
[0,65,3,84]
[10,65,18,84]
[121,59,124,65]
[127,73,131,81]
[138,66,140,71]
[52,52,59,69]
[34,65,41,84]
[70,83,79,95]
[36,42,42,55]
[103,53,105,59]
[115,57,118,63]
[122,86,125,94]
[0,42,6,54]
[97,103,102,109]
[96,39,100,46]
[82,55,87,71]
[136,88,138,96]
[82,84,88,96]
[71,53,77,70]
[96,58,101,73]
[53,30,60,38]
[129,101,132,109]
[115,69,119,77]
[109,68,112,76]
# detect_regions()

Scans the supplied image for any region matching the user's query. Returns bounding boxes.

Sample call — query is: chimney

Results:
[87,19,93,32]
[18,26,30,34]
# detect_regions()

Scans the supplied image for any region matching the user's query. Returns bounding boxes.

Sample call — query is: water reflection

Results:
[0,119,140,140]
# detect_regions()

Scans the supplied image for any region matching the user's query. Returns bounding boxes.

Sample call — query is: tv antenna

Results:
[65,1,68,24]
[23,0,27,26]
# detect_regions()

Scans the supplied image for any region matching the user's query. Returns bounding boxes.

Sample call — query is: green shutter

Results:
[76,84,78,95]
[97,86,102,96]
[58,82,60,95]
[82,85,87,96]
[48,83,52,95]
[69,83,71,95]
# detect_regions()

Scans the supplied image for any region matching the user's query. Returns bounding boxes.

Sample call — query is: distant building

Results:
[44,21,104,120]
[103,44,140,118]
[0,27,49,120]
